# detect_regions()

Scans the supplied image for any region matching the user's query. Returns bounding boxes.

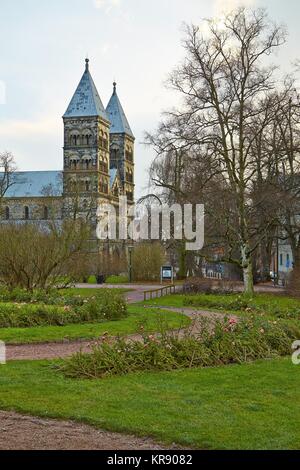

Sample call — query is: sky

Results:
[0,0,299,198]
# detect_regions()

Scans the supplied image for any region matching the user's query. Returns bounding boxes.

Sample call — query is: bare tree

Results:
[132,242,165,282]
[0,151,17,210]
[271,88,300,267]
[0,219,91,291]
[147,8,287,294]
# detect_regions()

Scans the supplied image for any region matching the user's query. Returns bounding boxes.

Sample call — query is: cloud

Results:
[0,117,59,138]
[0,81,6,105]
[93,0,121,13]
[214,0,257,15]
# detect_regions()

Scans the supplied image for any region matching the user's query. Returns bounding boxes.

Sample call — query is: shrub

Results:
[0,287,33,303]
[183,278,235,295]
[0,303,78,328]
[0,222,90,290]
[132,243,165,281]
[0,291,128,328]
[76,291,127,322]
[61,315,298,379]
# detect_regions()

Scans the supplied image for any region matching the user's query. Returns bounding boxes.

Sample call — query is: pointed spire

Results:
[106,82,134,138]
[63,59,109,120]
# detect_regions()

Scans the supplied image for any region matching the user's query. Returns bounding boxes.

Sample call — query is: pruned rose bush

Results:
[0,290,127,328]
[60,315,299,379]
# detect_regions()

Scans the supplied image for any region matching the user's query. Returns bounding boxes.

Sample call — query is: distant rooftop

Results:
[4,171,63,198]
[3,168,120,198]
[63,59,109,121]
[106,82,134,138]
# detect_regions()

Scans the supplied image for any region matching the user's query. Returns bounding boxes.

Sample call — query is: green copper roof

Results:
[106,83,134,138]
[63,59,108,120]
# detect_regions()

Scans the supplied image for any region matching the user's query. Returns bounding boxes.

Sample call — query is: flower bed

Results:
[0,290,127,328]
[61,315,300,379]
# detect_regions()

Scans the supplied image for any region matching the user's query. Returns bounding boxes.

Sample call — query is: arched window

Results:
[103,133,108,149]
[100,178,107,193]
[70,159,78,170]
[126,169,133,183]
[99,158,108,173]
[85,134,92,146]
[111,148,119,162]
[44,206,49,220]
[24,206,29,220]
[81,130,93,147]
[84,159,91,170]
[5,206,9,220]
[126,148,133,162]
[85,181,90,192]
[70,134,80,146]
[70,180,76,192]
[99,130,104,149]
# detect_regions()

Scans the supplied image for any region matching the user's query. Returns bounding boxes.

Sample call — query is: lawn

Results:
[87,275,129,284]
[60,287,131,297]
[0,306,190,344]
[141,292,300,317]
[0,357,299,449]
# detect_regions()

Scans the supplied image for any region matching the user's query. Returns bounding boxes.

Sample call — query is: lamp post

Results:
[128,245,134,283]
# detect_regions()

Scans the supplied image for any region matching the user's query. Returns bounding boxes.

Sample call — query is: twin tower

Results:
[63,59,135,209]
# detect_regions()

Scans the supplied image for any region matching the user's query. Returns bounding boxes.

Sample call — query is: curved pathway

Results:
[6,306,237,361]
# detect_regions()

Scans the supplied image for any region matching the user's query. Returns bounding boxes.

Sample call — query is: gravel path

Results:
[6,307,237,361]
[6,333,141,361]
[0,411,176,450]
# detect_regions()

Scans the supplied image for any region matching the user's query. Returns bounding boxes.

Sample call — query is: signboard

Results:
[161,265,174,283]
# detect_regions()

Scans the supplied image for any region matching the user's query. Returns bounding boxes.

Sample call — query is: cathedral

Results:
[2,59,135,225]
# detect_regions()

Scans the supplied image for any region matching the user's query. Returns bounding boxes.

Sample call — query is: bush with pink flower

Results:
[61,314,299,379]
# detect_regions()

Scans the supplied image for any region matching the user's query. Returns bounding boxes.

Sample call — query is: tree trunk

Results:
[243,262,254,295]
[241,244,254,295]
[177,242,187,279]
[255,241,272,282]
[291,244,300,270]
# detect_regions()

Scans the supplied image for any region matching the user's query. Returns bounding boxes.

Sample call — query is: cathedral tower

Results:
[106,82,135,203]
[62,59,111,218]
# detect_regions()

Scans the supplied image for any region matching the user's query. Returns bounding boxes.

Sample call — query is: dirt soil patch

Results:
[0,411,178,450]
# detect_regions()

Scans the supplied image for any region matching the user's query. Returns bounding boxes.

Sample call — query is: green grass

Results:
[60,287,131,297]
[105,275,129,284]
[142,292,300,316]
[0,306,190,344]
[0,357,299,449]
[141,294,190,308]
